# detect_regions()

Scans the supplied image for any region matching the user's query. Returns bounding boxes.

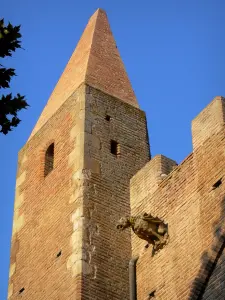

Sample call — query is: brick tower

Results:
[8,9,150,300]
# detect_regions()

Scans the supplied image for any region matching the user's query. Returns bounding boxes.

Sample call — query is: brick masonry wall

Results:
[8,84,86,300]
[130,97,225,300]
[8,83,150,300]
[202,247,225,299]
[80,85,150,300]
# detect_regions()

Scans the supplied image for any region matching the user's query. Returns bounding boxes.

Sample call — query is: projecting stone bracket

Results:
[117,213,169,256]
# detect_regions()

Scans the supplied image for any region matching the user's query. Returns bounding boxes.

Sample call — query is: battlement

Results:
[130,96,225,299]
[131,155,177,212]
[192,96,225,150]
[131,95,225,212]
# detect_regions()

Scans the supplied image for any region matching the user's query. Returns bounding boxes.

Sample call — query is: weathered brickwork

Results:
[130,96,225,300]
[8,83,150,299]
[80,85,150,299]
[8,7,225,300]
[8,150,27,298]
[8,85,86,299]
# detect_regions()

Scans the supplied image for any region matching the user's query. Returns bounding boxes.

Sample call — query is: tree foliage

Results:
[0,19,28,135]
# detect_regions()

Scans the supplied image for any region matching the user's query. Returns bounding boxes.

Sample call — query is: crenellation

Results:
[192,96,225,150]
[129,99,225,299]
[130,155,177,212]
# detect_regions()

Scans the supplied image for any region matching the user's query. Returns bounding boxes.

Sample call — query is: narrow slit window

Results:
[212,178,222,190]
[44,143,54,177]
[111,140,120,156]
[56,250,62,258]
[19,288,25,294]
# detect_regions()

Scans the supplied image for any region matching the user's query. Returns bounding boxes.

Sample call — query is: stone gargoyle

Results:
[116,213,169,256]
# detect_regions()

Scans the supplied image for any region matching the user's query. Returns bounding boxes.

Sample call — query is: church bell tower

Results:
[8,9,150,300]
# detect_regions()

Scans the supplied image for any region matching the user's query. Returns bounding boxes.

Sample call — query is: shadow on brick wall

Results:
[189,196,225,300]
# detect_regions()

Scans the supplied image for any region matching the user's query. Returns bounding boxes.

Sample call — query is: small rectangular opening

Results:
[105,115,111,121]
[19,288,25,294]
[56,250,62,258]
[149,290,156,299]
[111,140,120,156]
[212,178,222,190]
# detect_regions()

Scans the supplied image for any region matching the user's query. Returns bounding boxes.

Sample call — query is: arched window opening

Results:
[44,143,54,177]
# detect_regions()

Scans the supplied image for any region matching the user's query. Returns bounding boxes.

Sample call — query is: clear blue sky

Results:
[1,0,225,298]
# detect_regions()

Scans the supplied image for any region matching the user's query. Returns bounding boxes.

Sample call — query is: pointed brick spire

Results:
[29,9,138,139]
[85,9,138,106]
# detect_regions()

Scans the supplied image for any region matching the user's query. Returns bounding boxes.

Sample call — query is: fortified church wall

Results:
[130,97,225,300]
